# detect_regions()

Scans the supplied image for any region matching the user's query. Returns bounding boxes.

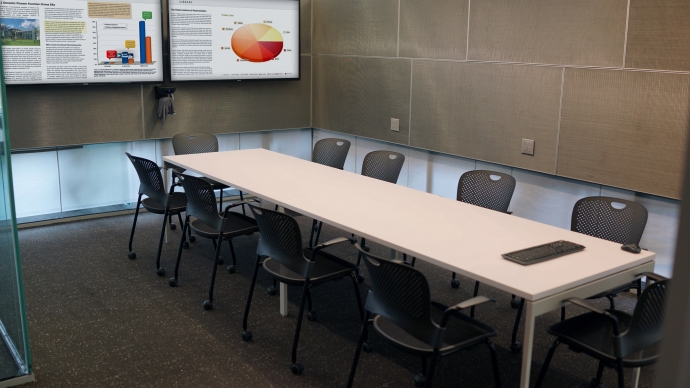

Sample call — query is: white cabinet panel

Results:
[407,148,475,199]
[11,151,61,218]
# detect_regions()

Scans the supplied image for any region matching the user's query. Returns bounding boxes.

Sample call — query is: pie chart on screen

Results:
[231,24,284,62]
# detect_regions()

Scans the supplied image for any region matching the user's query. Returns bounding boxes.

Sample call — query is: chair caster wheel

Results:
[291,363,304,375]
[227,265,236,274]
[362,342,373,353]
[183,241,190,249]
[356,274,365,284]
[157,267,166,277]
[202,300,213,310]
[217,258,224,265]
[450,278,460,288]
[510,342,522,353]
[307,311,317,321]
[510,298,521,309]
[241,330,253,341]
[170,223,177,230]
[128,252,136,260]
[267,286,277,296]
[189,235,196,242]
[590,378,606,388]
[168,278,178,287]
[413,374,427,387]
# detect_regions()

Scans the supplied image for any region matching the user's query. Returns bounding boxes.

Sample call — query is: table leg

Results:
[632,367,641,388]
[276,204,289,317]
[520,301,536,388]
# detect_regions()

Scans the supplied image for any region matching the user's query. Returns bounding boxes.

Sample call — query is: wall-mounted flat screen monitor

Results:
[0,0,163,84]
[168,0,299,81]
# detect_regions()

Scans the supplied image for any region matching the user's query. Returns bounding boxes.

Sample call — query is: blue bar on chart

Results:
[139,21,146,64]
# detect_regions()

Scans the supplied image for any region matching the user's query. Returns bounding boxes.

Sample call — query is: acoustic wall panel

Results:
[144,58,311,139]
[312,0,398,56]
[399,0,469,60]
[626,0,690,71]
[468,0,627,67]
[300,0,312,55]
[410,61,562,173]
[313,56,411,145]
[558,68,690,199]
[7,84,144,149]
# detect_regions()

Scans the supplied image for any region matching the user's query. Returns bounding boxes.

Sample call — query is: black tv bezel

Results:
[166,0,300,83]
[2,0,166,86]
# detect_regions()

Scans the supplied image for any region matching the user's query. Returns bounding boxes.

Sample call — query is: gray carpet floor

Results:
[16,209,656,387]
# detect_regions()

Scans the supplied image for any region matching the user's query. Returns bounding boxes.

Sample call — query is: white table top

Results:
[164,149,655,301]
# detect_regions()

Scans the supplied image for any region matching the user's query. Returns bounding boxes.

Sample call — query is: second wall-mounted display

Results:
[168,0,300,81]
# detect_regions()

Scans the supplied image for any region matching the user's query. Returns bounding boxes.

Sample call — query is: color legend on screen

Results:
[231,24,283,62]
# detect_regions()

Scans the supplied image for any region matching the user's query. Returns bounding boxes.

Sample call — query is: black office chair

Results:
[167,173,259,310]
[535,272,668,388]
[348,244,502,388]
[353,150,405,283]
[450,170,516,290]
[562,197,649,318]
[171,133,239,213]
[126,153,187,276]
[510,196,649,354]
[308,138,351,247]
[241,205,363,375]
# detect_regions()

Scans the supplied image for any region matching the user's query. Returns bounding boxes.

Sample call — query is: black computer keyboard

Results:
[502,240,585,266]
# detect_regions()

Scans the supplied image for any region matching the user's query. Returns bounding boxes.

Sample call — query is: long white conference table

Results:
[163,148,655,388]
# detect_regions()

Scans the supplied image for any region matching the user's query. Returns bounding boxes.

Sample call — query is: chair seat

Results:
[189,212,258,239]
[373,301,497,356]
[141,192,187,214]
[548,310,660,367]
[262,248,357,285]
[200,176,229,190]
[587,281,636,300]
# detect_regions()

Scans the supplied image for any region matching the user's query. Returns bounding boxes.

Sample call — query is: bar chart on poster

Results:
[169,0,299,81]
[0,0,163,84]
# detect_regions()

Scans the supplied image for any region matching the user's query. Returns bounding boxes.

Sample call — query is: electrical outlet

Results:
[391,118,399,132]
[521,139,535,156]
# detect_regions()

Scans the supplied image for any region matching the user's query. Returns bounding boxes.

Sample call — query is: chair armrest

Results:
[566,298,622,335]
[440,296,495,328]
[638,272,668,283]
[222,200,253,217]
[313,236,355,251]
[308,237,356,261]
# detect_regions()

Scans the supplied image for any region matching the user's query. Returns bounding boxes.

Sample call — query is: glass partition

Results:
[0,41,32,384]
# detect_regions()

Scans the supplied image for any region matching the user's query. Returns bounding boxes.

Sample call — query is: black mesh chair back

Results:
[171,133,219,173]
[175,172,223,231]
[361,151,405,184]
[571,197,648,245]
[249,205,311,278]
[126,152,168,205]
[313,138,351,169]
[457,170,516,213]
[618,279,668,357]
[359,248,439,348]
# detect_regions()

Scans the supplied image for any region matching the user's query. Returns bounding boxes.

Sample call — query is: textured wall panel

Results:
[410,61,562,173]
[313,0,398,56]
[468,0,627,67]
[399,0,469,60]
[300,0,312,54]
[313,56,411,145]
[7,84,144,149]
[144,58,311,138]
[558,68,690,199]
[626,0,690,71]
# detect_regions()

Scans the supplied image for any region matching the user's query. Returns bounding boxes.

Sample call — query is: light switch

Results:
[391,118,399,132]
[521,139,535,156]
